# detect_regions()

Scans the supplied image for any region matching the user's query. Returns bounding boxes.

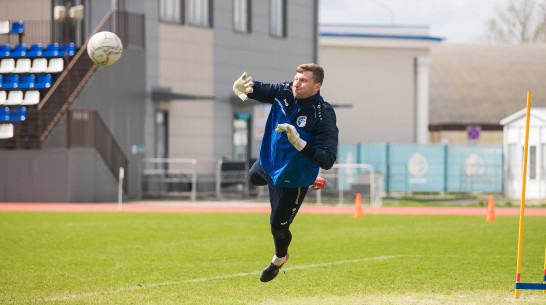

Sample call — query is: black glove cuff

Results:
[300,144,316,159]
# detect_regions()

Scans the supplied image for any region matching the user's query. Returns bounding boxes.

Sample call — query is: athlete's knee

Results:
[248,162,267,186]
[249,174,267,186]
[270,225,291,240]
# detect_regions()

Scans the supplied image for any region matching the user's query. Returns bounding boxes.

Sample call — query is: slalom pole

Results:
[515,91,531,298]
[543,241,546,293]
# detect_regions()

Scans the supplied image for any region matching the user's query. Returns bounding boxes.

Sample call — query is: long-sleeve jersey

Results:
[248,81,338,187]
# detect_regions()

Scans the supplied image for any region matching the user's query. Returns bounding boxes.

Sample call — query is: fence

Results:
[68,110,128,193]
[140,158,198,200]
[139,143,503,202]
[140,159,251,200]
[338,143,504,195]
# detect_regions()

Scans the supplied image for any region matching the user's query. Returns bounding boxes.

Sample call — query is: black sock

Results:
[273,228,292,258]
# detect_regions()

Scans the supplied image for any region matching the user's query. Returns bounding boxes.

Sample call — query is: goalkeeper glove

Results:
[233,72,254,101]
[275,123,307,151]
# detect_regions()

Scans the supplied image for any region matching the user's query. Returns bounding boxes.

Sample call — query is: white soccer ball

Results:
[87,31,123,66]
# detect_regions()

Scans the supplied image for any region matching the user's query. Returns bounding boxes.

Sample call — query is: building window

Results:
[508,144,519,179]
[160,0,184,24]
[269,0,286,37]
[189,0,213,27]
[529,145,536,180]
[155,111,168,158]
[542,144,546,179]
[233,0,251,33]
[233,113,251,160]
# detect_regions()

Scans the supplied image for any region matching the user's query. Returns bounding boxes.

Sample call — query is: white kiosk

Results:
[500,108,546,199]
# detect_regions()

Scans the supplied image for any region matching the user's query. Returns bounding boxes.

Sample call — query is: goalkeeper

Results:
[232,63,338,282]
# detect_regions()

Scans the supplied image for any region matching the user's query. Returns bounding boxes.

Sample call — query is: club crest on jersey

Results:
[297,116,307,127]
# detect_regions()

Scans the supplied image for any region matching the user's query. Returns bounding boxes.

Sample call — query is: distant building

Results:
[429,43,546,145]
[318,24,442,144]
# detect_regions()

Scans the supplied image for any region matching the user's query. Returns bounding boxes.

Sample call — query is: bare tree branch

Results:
[484,0,546,43]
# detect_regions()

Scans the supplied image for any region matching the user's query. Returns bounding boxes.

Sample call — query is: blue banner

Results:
[446,145,503,192]
[388,144,445,192]
[340,143,503,193]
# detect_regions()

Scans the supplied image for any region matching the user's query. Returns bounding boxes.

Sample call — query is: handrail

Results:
[68,109,129,193]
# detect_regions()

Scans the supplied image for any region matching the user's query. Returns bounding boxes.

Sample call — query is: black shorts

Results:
[249,161,309,228]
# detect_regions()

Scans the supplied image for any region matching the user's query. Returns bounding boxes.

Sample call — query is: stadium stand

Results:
[2,74,18,89]
[60,43,75,56]
[0,44,9,57]
[0,106,8,120]
[34,74,51,89]
[9,106,26,121]
[27,43,43,57]
[21,90,39,105]
[8,21,23,34]
[10,44,26,57]
[0,21,9,34]
[29,58,47,73]
[0,11,138,201]
[0,58,15,73]
[45,58,64,73]
[18,74,35,89]
[13,58,31,73]
[5,90,22,105]
[0,123,13,139]
[42,43,59,57]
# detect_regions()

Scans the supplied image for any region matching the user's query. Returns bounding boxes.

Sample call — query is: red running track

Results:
[1,202,546,216]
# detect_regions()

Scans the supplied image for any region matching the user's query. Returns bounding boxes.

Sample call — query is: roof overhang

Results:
[500,107,546,126]
[319,33,443,49]
[152,87,214,101]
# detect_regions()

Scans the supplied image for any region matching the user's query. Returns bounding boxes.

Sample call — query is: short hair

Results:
[296,63,324,84]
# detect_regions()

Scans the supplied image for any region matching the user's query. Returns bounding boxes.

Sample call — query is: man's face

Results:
[292,71,321,99]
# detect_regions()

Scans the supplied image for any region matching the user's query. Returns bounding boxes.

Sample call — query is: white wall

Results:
[319,36,438,144]
[503,115,546,199]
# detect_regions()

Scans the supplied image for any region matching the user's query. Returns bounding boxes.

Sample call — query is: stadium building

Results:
[0,0,318,202]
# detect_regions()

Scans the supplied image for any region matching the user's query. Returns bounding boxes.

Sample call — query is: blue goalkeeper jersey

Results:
[248,81,338,187]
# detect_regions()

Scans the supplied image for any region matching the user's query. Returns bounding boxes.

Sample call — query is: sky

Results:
[319,0,508,43]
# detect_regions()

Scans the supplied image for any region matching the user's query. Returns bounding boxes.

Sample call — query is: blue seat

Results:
[34,74,52,89]
[27,43,43,57]
[2,74,19,89]
[0,44,10,58]
[42,43,59,57]
[60,43,76,56]
[19,74,35,89]
[0,107,10,121]
[10,106,26,122]
[11,43,26,57]
[0,75,2,89]
[9,21,24,34]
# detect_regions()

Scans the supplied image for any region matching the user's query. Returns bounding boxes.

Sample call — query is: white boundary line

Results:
[42,255,401,302]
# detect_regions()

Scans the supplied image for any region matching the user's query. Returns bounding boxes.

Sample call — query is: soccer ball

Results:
[87,31,123,66]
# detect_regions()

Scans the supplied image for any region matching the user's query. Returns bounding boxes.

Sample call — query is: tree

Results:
[485,0,546,43]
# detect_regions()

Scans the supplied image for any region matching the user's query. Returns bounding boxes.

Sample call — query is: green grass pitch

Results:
[1,211,545,304]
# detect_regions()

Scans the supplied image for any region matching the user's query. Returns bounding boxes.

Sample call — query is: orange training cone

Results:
[353,193,363,219]
[486,195,496,222]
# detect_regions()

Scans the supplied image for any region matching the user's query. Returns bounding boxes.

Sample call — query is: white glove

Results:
[275,123,307,151]
[233,72,254,101]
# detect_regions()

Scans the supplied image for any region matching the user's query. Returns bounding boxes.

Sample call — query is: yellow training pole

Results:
[543,241,546,293]
[515,91,532,299]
